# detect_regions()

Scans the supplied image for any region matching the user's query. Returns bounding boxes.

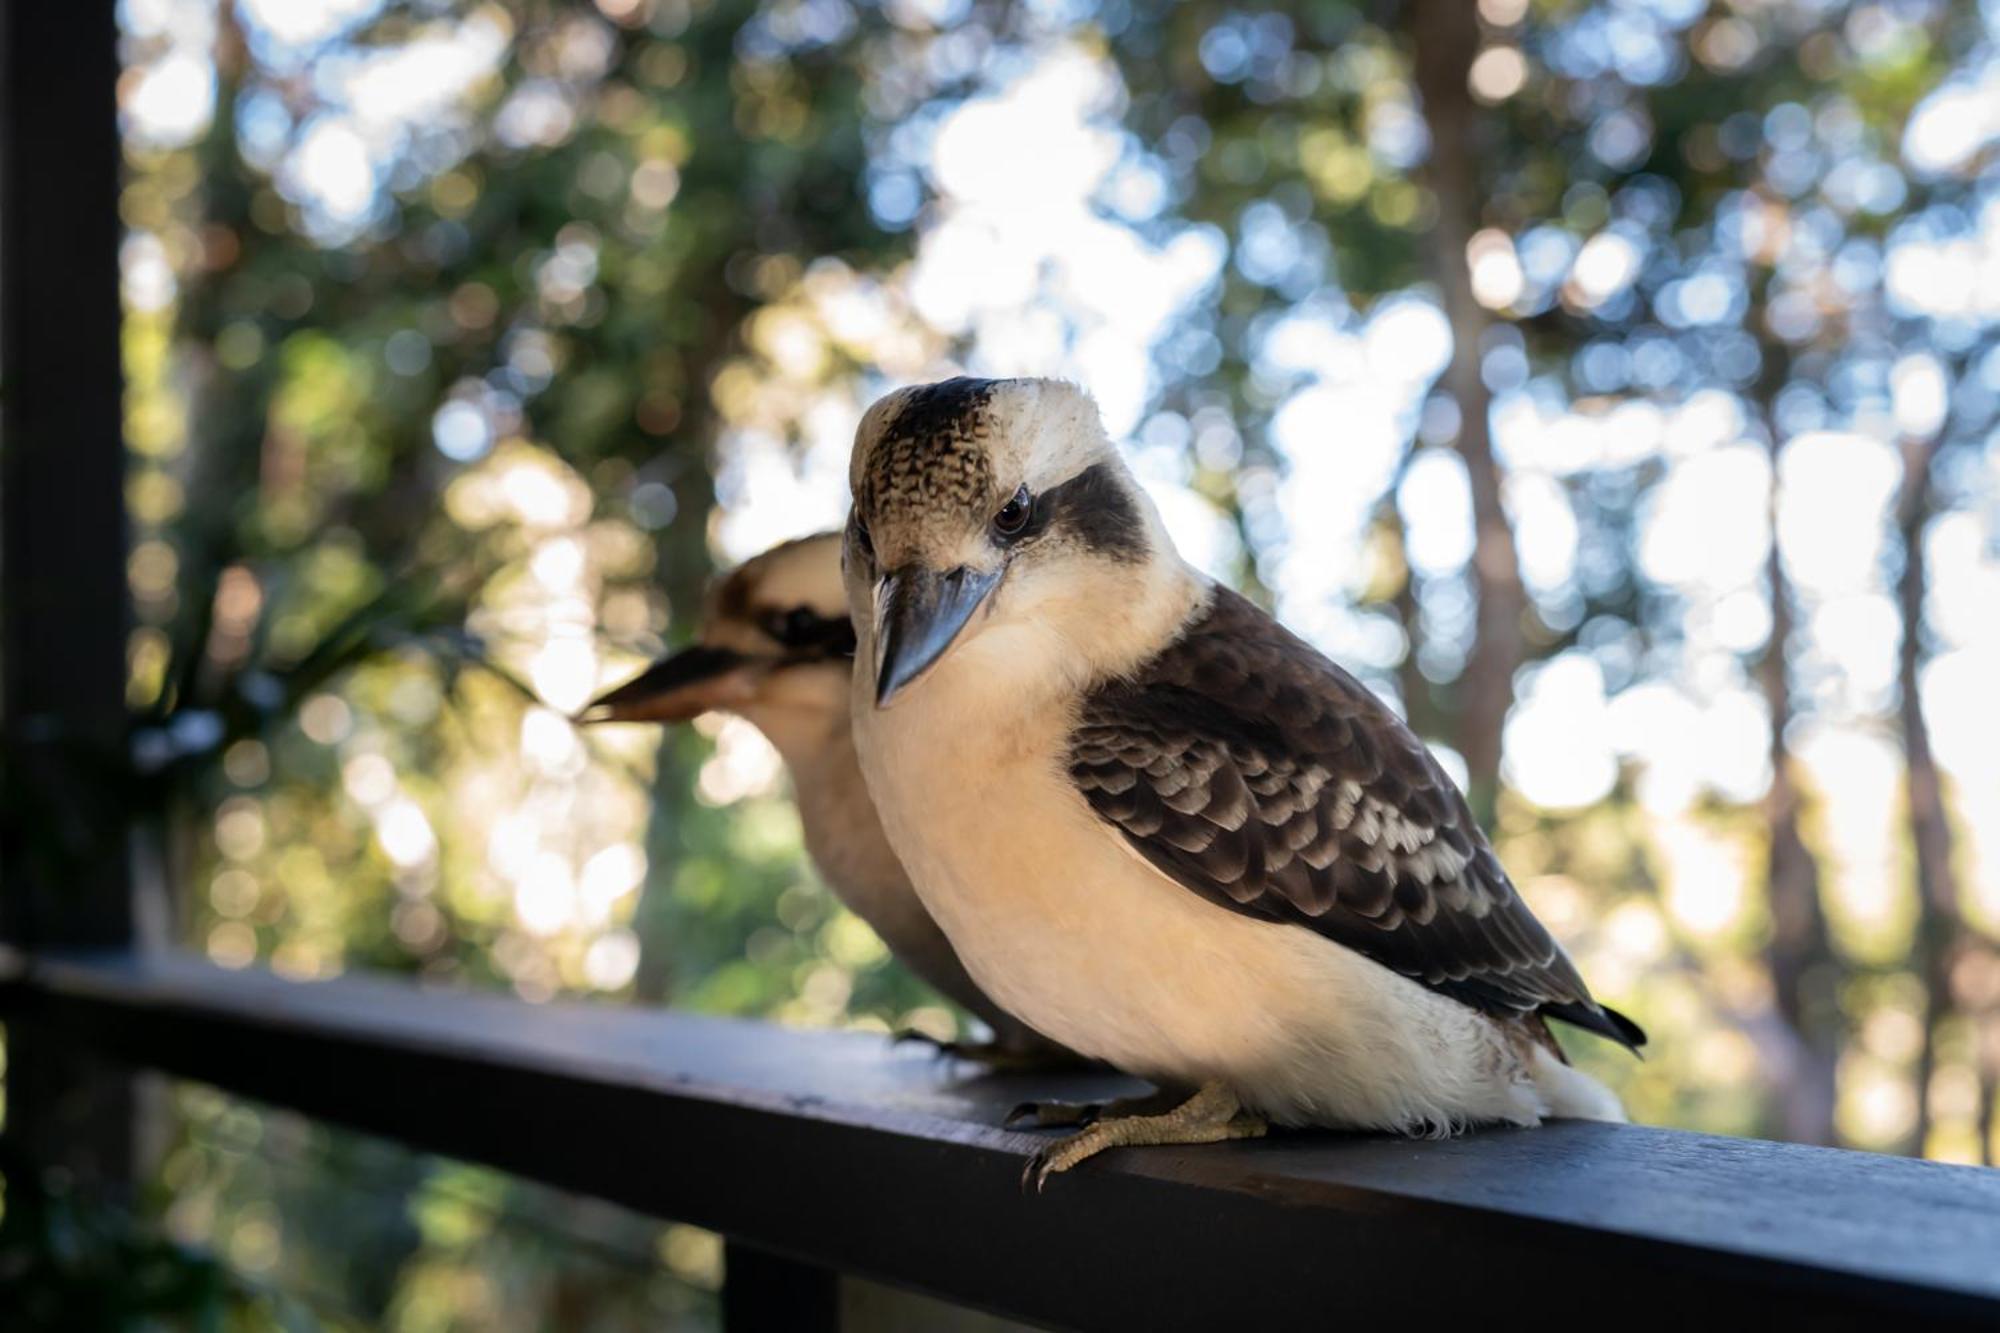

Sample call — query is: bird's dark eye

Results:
[992,485,1033,539]
[762,606,822,646]
[850,515,875,563]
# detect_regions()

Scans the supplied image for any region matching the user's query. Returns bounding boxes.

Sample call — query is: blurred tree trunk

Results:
[632,477,715,1007]
[1896,431,1960,1158]
[1755,386,1840,1146]
[157,5,269,940]
[632,279,729,1006]
[1980,1025,1997,1167]
[173,10,269,698]
[1389,515,1432,738]
[1374,453,1437,740]
[1975,953,1999,1166]
[1409,0,1527,824]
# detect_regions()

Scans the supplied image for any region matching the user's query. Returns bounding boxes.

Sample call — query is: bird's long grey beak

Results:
[577,645,761,724]
[872,564,1001,707]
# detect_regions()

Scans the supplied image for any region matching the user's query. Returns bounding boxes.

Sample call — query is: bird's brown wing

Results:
[1070,586,1643,1050]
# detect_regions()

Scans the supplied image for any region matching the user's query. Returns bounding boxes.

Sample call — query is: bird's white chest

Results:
[850,666,1569,1133]
[861,720,1220,1071]
[858,685,1346,1092]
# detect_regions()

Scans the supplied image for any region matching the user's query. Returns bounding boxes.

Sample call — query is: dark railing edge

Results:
[3,947,1999,1332]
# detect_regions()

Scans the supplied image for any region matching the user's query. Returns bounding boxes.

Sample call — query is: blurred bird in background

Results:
[582,533,1069,1067]
[841,378,1644,1187]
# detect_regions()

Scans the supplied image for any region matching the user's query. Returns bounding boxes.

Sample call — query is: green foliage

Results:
[0,1147,302,1332]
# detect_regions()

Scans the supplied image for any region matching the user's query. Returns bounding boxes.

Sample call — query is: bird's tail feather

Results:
[1542,999,1647,1054]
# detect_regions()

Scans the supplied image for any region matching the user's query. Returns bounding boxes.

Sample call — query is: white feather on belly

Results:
[855,656,1623,1134]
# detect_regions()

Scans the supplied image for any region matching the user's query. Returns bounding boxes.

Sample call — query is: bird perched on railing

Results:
[581,532,1069,1067]
[839,377,1645,1188]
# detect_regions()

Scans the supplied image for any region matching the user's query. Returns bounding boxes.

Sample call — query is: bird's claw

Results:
[893,1027,944,1049]
[1004,1099,1103,1129]
[892,1027,979,1061]
[893,1028,1082,1072]
[1012,1082,1267,1196]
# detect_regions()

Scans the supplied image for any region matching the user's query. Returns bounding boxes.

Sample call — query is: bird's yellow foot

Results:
[1021,1081,1267,1192]
[1004,1088,1181,1129]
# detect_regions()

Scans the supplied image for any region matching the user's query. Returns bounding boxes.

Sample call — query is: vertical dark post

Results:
[722,1240,840,1333]
[0,0,135,1186]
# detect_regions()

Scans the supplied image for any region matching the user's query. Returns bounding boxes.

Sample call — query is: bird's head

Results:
[842,376,1171,709]
[581,533,856,744]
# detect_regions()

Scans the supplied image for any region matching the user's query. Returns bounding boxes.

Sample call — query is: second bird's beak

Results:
[872,564,1002,708]
[577,645,762,724]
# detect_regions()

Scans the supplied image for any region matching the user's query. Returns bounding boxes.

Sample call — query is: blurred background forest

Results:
[9,0,2000,1325]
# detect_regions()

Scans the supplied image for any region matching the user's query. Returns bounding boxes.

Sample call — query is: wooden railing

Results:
[3,947,1998,1330]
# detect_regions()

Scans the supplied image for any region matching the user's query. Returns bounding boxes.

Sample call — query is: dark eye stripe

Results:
[1051,463,1146,561]
[1000,463,1144,561]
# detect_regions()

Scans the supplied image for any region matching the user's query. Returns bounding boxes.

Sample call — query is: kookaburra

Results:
[582,533,1066,1064]
[840,377,1644,1186]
